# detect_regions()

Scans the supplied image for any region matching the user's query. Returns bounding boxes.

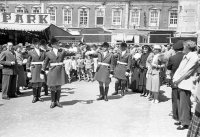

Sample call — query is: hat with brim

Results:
[153,44,161,50]
[173,40,184,50]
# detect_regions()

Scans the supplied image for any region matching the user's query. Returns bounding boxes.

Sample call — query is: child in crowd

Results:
[63,56,72,83]
[71,56,77,80]
[77,55,85,81]
[84,55,94,82]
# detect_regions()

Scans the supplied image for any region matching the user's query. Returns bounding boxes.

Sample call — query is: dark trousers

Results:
[172,87,179,121]
[177,88,192,126]
[2,74,17,98]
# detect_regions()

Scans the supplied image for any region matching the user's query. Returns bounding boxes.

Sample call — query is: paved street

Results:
[0,79,188,137]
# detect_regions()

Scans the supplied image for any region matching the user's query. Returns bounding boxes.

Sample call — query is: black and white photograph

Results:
[0,0,199,137]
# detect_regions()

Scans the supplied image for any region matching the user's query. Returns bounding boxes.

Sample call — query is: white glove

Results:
[45,70,49,74]
[27,72,31,78]
[40,74,44,80]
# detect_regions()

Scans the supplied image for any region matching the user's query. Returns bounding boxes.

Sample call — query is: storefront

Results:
[0,12,73,45]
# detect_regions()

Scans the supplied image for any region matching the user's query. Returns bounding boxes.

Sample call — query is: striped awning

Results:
[0,23,49,31]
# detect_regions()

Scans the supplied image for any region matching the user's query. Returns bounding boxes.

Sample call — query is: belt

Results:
[31,62,43,65]
[117,61,127,65]
[98,62,110,66]
[50,62,64,67]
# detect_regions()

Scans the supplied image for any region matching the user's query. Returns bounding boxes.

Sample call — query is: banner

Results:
[0,12,51,24]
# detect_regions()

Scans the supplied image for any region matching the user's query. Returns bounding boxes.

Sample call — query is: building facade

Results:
[0,0,178,44]
[176,0,200,44]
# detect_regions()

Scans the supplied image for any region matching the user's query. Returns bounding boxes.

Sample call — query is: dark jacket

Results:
[0,50,18,75]
[167,51,185,76]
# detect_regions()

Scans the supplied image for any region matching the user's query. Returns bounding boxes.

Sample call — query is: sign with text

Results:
[0,12,50,24]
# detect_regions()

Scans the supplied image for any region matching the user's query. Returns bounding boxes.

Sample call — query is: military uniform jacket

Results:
[94,51,114,83]
[26,49,46,83]
[42,49,74,87]
[0,50,18,75]
[114,51,132,80]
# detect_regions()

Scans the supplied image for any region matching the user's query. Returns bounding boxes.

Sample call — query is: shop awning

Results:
[111,29,150,36]
[0,23,49,31]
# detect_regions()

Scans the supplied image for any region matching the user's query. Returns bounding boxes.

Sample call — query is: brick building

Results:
[0,0,178,44]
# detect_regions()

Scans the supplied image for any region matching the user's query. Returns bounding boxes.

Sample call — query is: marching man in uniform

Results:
[112,42,131,96]
[94,42,114,101]
[41,38,74,108]
[26,38,46,103]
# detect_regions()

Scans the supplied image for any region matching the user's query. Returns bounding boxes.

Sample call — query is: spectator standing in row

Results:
[173,40,199,130]
[15,44,26,95]
[0,42,18,99]
[167,40,185,124]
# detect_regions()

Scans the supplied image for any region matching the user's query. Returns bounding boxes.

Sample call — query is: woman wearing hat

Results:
[146,44,166,103]
[138,45,152,96]
[94,42,114,101]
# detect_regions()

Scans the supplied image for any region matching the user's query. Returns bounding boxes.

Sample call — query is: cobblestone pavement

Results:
[0,79,188,137]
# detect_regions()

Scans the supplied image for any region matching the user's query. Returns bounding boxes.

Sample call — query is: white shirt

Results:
[34,48,40,56]
[173,51,199,91]
[53,48,58,56]
[103,51,107,57]
[122,50,126,56]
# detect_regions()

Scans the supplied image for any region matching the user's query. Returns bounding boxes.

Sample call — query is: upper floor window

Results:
[0,4,6,12]
[95,6,105,26]
[47,6,56,24]
[112,9,122,25]
[169,10,178,27]
[78,7,89,27]
[32,6,41,14]
[63,6,72,25]
[149,9,160,27]
[130,9,140,27]
[15,5,25,14]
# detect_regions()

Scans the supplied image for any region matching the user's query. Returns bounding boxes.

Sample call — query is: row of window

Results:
[0,5,178,28]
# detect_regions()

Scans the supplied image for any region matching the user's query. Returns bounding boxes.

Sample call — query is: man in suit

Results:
[42,38,74,108]
[112,42,131,96]
[0,42,18,100]
[173,40,199,130]
[167,40,185,123]
[26,38,46,103]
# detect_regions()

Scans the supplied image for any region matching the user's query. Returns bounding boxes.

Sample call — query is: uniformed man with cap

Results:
[26,38,46,103]
[42,37,74,108]
[94,42,114,101]
[112,42,132,96]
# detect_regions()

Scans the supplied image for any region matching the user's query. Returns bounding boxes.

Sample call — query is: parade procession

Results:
[1,0,200,137]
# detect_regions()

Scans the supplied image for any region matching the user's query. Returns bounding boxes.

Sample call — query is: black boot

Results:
[50,90,56,108]
[37,87,43,102]
[104,87,109,101]
[44,84,48,96]
[55,90,63,108]
[97,86,104,100]
[112,82,119,95]
[32,88,37,103]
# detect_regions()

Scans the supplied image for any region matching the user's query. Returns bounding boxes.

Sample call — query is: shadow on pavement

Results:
[0,104,3,106]
[61,88,75,91]
[42,95,69,101]
[108,95,122,100]
[159,90,170,103]
[61,91,75,94]
[20,90,33,97]
[61,100,94,106]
